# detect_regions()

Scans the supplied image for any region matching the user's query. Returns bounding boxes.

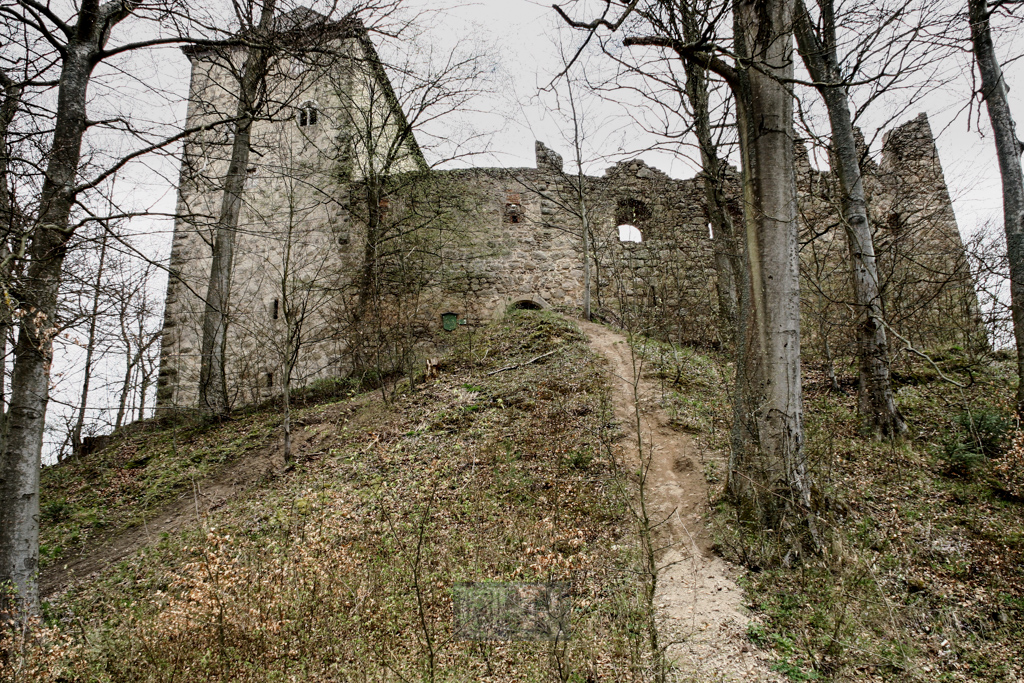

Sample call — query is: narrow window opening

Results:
[297,102,318,128]
[244,166,257,190]
[272,299,279,320]
[266,372,274,388]
[708,222,714,239]
[505,192,523,224]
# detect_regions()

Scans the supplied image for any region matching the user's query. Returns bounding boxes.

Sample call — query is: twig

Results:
[880,319,967,388]
[485,349,558,375]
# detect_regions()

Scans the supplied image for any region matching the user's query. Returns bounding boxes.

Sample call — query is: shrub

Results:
[953,409,1012,458]
[938,439,986,477]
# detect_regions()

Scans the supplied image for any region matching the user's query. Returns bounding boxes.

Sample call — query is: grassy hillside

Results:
[11,312,1024,683]
[12,310,664,682]
[638,339,1024,682]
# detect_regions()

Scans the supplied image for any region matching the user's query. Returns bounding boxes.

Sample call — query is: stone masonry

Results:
[156,15,977,410]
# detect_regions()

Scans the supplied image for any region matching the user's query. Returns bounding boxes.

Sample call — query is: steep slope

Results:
[21,311,676,682]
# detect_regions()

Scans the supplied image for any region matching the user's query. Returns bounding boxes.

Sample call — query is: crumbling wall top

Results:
[882,112,938,166]
[535,141,564,173]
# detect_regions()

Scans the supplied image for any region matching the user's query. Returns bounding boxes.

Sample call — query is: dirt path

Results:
[577,319,781,682]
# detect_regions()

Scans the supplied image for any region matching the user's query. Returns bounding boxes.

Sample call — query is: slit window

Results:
[505,192,523,224]
[297,102,318,128]
[266,372,274,388]
[272,299,279,319]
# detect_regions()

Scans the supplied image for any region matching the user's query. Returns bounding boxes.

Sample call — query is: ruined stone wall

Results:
[871,114,981,347]
[795,113,982,364]
[158,50,979,413]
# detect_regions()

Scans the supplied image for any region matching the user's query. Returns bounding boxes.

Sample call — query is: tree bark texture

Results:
[793,0,907,438]
[0,72,23,452]
[728,0,815,535]
[0,2,130,615]
[198,0,278,418]
[969,0,1024,414]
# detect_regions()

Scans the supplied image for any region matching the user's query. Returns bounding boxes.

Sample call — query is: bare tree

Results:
[791,0,956,437]
[0,0,158,619]
[197,0,280,418]
[112,261,162,431]
[69,221,111,458]
[255,137,340,462]
[0,0,256,619]
[968,0,1024,413]
[558,0,817,538]
[325,23,490,381]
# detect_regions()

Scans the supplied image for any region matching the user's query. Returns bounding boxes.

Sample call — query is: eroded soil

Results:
[578,319,781,682]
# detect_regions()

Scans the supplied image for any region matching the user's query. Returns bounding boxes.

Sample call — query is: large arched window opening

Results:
[616,198,651,243]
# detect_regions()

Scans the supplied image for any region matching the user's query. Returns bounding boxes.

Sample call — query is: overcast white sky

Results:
[426,0,1021,238]
[112,0,1022,255]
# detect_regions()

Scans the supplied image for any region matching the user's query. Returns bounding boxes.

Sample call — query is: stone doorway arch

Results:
[496,294,549,318]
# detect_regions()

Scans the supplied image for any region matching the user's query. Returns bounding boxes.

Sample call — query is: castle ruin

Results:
[156,15,977,410]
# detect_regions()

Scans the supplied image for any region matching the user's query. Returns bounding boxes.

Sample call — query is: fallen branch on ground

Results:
[486,350,558,376]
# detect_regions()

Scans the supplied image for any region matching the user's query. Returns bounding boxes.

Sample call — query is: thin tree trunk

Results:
[281,214,294,463]
[115,349,134,431]
[580,183,591,321]
[71,225,109,458]
[137,373,149,422]
[566,78,592,322]
[679,11,741,344]
[198,0,278,418]
[969,0,1024,414]
[794,0,907,438]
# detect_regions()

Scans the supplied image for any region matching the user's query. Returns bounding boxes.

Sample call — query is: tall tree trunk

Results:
[729,0,815,536]
[969,0,1024,414]
[198,0,277,418]
[793,0,907,438]
[0,72,23,451]
[71,225,109,457]
[1,37,101,619]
